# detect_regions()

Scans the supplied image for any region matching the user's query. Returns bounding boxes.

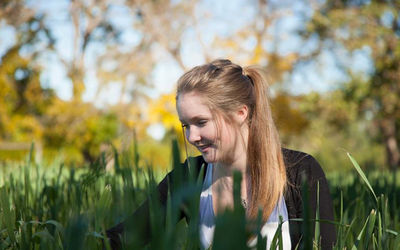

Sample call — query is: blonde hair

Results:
[176,59,287,222]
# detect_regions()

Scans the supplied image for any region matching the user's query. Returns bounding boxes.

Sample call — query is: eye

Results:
[181,123,189,129]
[197,120,207,127]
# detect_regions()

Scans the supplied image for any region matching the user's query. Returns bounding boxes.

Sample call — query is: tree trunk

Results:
[69,66,85,102]
[380,118,400,169]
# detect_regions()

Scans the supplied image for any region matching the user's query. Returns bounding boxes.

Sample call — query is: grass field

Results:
[0,144,399,249]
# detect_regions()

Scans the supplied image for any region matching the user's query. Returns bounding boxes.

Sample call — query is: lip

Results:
[198,144,211,152]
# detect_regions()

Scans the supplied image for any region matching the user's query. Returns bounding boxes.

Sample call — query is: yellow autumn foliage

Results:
[148,93,181,133]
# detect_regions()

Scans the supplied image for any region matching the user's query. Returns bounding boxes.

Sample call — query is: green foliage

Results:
[287,90,386,172]
[271,93,309,143]
[0,47,54,142]
[0,146,399,249]
[1,0,398,174]
[0,15,121,165]
[42,100,119,164]
[304,0,400,168]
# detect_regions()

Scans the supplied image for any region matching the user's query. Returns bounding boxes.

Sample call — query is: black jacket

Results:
[106,148,336,249]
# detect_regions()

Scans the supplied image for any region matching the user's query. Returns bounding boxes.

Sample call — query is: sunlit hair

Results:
[175,59,287,222]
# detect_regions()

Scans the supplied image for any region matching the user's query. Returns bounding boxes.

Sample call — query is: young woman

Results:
[106,59,336,249]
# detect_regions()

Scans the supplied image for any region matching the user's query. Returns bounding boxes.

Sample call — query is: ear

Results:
[233,105,249,125]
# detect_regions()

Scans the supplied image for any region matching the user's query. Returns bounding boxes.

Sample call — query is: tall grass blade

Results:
[351,213,370,250]
[301,174,312,250]
[256,209,266,250]
[377,211,382,250]
[364,209,377,249]
[335,191,344,250]
[269,216,283,250]
[213,171,247,250]
[314,181,320,250]
[0,186,16,244]
[63,215,88,250]
[347,152,378,202]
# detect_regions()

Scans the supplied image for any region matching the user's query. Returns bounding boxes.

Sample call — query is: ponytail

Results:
[243,66,286,222]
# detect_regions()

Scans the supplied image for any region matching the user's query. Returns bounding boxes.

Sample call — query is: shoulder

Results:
[167,155,208,184]
[159,155,207,203]
[282,148,336,249]
[282,148,327,186]
[185,155,208,172]
[282,148,329,214]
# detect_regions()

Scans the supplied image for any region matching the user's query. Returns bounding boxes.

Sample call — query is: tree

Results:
[98,0,203,151]
[0,1,122,164]
[42,99,119,164]
[146,0,312,145]
[303,0,400,169]
[60,0,121,101]
[0,4,56,142]
[209,0,312,140]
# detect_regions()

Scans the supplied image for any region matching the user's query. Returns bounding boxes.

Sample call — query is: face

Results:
[177,92,238,164]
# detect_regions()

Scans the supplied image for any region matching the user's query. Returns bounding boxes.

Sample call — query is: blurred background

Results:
[0,0,399,172]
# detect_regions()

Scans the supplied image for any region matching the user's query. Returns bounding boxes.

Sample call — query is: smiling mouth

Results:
[198,144,212,152]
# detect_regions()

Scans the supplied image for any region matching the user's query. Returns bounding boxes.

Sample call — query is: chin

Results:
[201,152,217,164]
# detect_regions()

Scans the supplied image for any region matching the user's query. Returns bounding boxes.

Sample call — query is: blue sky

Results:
[1,0,373,102]
[0,0,373,139]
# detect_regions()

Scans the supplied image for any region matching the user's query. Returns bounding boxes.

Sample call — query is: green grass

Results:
[0,144,399,249]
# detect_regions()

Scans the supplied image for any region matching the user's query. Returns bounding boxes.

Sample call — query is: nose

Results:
[187,126,201,145]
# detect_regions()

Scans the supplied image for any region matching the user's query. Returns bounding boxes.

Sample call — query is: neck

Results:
[214,123,249,179]
[215,157,247,178]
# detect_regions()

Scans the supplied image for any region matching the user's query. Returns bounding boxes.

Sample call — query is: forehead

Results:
[177,92,212,121]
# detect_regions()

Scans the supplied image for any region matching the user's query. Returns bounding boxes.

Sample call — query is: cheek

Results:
[207,128,217,140]
[221,126,236,146]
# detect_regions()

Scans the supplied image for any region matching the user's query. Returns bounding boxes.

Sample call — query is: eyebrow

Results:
[179,115,208,124]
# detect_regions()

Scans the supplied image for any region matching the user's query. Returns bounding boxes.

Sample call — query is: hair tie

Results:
[246,74,254,86]
[242,68,254,86]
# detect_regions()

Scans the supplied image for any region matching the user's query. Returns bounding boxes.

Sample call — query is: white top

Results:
[199,163,291,249]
